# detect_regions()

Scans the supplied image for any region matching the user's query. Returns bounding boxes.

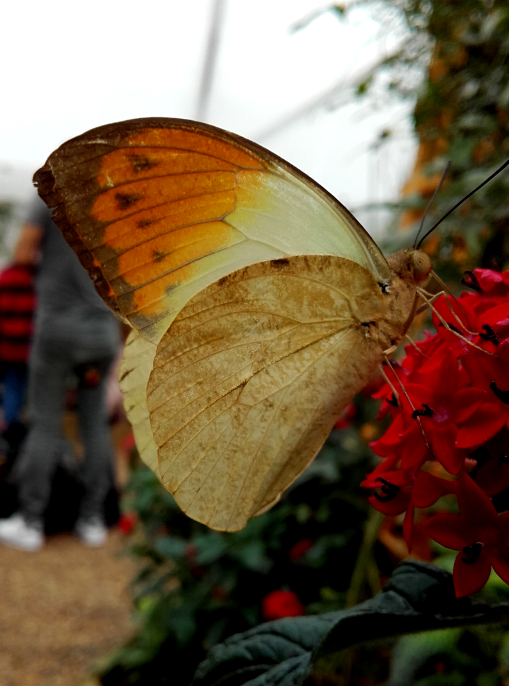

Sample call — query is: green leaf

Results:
[193,613,338,686]
[194,561,509,686]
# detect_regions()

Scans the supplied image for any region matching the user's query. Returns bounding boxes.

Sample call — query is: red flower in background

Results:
[118,512,137,535]
[289,539,314,561]
[334,403,357,430]
[262,590,305,620]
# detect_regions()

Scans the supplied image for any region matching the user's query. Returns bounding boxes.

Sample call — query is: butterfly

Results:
[34,118,432,532]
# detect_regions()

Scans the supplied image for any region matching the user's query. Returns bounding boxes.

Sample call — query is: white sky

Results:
[0,0,417,234]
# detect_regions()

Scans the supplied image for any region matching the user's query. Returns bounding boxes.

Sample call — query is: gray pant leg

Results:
[18,337,70,522]
[76,355,116,520]
[18,313,120,523]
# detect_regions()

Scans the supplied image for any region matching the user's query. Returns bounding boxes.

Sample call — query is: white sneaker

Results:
[75,517,107,547]
[0,513,44,551]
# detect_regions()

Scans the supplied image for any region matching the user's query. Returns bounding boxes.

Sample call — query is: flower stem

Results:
[346,508,384,608]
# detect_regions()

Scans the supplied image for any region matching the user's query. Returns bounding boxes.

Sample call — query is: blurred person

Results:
[0,195,120,551]
[0,260,36,462]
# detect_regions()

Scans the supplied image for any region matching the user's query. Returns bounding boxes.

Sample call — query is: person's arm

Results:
[13,222,43,265]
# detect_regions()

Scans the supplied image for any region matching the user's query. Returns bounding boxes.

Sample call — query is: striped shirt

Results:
[0,264,36,363]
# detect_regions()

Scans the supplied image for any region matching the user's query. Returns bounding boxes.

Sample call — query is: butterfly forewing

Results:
[34,118,390,344]
[147,255,388,531]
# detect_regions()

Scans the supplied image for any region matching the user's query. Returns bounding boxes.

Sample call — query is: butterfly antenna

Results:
[413,161,451,249]
[416,156,509,249]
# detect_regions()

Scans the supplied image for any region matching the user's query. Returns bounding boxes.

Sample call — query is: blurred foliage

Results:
[99,0,509,684]
[345,0,509,279]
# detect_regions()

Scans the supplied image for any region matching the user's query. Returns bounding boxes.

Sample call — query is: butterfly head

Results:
[377,248,432,346]
[386,248,432,290]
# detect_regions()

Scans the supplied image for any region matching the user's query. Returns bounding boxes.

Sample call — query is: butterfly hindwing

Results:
[34,118,391,344]
[118,330,159,478]
[147,255,388,531]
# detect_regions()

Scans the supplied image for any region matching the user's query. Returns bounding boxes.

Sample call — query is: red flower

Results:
[423,473,509,597]
[289,539,314,561]
[456,323,509,448]
[118,512,137,535]
[372,347,485,474]
[465,268,509,297]
[363,466,456,548]
[262,590,305,620]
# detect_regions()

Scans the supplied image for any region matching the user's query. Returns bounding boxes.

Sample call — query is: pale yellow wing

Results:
[147,255,388,531]
[118,330,159,478]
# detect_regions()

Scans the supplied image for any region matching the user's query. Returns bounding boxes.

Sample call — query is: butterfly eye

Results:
[411,250,432,285]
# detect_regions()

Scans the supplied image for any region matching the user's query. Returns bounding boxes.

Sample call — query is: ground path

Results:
[0,529,137,685]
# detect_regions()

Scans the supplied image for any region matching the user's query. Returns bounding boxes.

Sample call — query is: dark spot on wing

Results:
[116,192,144,210]
[218,276,229,287]
[153,250,166,263]
[138,217,156,228]
[270,258,290,269]
[129,154,159,173]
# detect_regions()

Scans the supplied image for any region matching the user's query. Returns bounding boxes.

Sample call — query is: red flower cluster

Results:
[262,590,305,620]
[362,268,509,597]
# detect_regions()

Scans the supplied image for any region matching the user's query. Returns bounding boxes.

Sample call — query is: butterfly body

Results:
[34,118,431,531]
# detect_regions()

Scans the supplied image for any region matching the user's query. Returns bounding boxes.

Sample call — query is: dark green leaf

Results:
[193,613,337,686]
[195,561,509,686]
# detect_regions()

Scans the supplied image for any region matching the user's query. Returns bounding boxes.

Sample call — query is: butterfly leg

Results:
[404,334,425,355]
[382,344,398,357]
[416,288,495,357]
[381,356,434,456]
[414,290,444,315]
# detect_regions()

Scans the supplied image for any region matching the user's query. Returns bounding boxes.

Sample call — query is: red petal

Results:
[491,548,509,585]
[453,388,487,423]
[457,472,498,527]
[479,302,509,328]
[429,348,458,401]
[362,454,401,485]
[400,383,434,418]
[413,471,457,508]
[368,491,411,516]
[475,460,509,497]
[496,511,509,540]
[401,425,430,469]
[370,415,406,457]
[422,513,469,550]
[472,268,505,293]
[430,422,465,475]
[453,549,492,597]
[456,403,506,447]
